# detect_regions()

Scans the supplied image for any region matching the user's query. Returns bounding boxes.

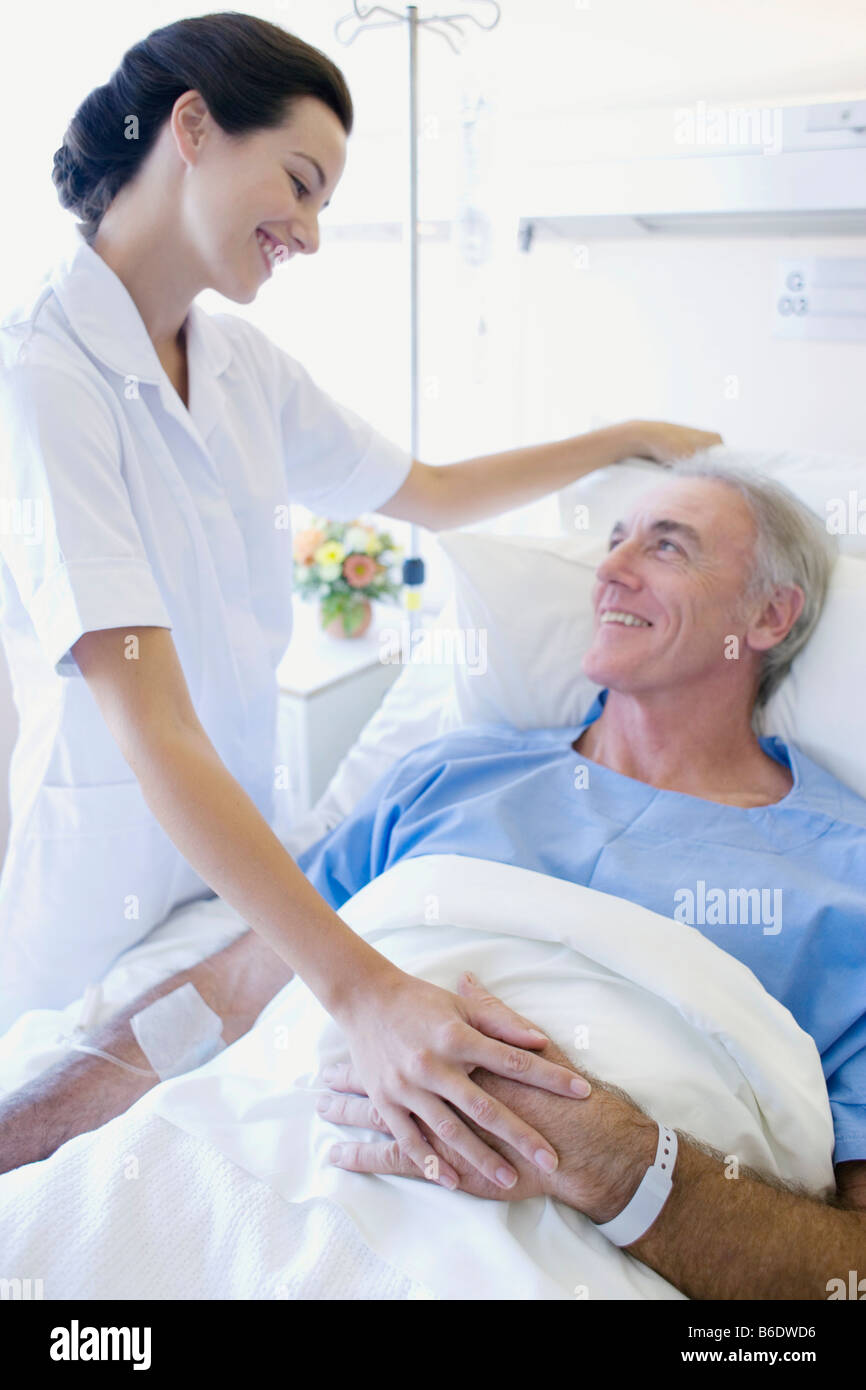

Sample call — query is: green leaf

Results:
[319,592,344,625]
[342,602,368,635]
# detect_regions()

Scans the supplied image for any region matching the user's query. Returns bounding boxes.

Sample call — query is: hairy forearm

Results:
[627,1137,866,1300]
[125,723,397,1012]
[428,422,642,529]
[0,1047,152,1175]
[447,1045,866,1300]
[0,929,291,1175]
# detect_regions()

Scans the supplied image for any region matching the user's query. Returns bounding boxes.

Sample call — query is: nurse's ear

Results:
[167,90,215,170]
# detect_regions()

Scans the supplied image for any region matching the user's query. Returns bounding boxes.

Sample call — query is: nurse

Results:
[0,12,720,1189]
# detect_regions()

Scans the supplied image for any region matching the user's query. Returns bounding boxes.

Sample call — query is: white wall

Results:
[514,232,866,455]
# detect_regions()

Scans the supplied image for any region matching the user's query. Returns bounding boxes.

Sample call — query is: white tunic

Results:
[0,229,411,1025]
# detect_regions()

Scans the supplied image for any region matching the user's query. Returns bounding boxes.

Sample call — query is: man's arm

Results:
[323,976,866,1300]
[0,930,292,1175]
[622,1135,866,1300]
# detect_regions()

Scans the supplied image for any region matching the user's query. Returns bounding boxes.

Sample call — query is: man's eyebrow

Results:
[610,517,703,547]
[291,150,331,208]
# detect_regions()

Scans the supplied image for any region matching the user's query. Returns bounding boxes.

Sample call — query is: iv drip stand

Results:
[334,1,501,632]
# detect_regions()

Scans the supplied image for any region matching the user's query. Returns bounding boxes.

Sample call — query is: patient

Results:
[3,458,865,1300]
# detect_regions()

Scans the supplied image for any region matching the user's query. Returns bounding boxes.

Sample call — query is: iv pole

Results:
[334,1,501,635]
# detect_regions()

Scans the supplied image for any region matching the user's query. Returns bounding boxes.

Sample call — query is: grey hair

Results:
[667,454,838,711]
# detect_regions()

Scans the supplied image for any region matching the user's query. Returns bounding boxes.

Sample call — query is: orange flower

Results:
[293,527,324,566]
[343,553,378,588]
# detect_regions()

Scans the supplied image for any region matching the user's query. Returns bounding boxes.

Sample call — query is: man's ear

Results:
[744,583,805,655]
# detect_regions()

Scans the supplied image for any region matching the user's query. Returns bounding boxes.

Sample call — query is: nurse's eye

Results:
[288,174,309,198]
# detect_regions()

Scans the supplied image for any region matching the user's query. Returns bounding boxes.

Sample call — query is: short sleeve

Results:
[276,350,412,521]
[0,362,173,677]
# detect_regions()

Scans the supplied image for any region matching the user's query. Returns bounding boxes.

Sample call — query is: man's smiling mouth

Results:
[600,610,652,628]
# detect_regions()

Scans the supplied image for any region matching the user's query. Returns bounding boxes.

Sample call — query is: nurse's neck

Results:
[572,685,793,806]
[89,175,205,361]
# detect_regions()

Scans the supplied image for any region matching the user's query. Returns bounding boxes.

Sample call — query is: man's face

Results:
[582,477,760,696]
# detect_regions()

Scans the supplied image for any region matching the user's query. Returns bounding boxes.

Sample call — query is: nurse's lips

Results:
[256,227,291,273]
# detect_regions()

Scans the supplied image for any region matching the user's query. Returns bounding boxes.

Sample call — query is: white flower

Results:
[318,562,342,582]
[344,525,371,553]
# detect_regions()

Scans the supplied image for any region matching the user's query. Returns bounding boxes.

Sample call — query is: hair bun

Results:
[53,143,75,175]
[53,143,81,185]
[51,141,92,215]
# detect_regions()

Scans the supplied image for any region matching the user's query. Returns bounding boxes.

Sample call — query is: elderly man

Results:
[2,459,865,1301]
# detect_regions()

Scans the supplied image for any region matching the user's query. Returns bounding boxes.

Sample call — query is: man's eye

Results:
[607,537,621,550]
[658,538,681,553]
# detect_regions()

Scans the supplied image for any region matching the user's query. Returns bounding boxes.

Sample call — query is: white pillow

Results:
[436,530,604,732]
[436,526,866,801]
[761,554,866,795]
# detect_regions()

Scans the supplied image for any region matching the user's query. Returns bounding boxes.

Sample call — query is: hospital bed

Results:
[0,444,864,1300]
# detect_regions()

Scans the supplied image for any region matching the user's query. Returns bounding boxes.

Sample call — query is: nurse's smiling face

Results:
[180,94,347,302]
[582,477,784,700]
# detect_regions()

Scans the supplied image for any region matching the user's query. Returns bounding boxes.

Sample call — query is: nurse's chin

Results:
[203,256,267,305]
[217,273,261,306]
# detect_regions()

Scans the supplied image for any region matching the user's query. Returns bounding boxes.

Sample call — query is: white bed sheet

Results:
[0,854,834,1301]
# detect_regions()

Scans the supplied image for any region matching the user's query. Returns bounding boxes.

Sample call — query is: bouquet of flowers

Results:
[293,517,404,637]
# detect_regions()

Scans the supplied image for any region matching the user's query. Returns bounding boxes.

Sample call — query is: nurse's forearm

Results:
[128,726,395,1011]
[426,422,642,529]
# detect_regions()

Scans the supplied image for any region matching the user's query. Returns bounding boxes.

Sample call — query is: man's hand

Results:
[321,975,656,1219]
[625,420,723,466]
[321,977,866,1300]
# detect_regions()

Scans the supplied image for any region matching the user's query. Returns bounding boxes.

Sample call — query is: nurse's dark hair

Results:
[51,11,353,240]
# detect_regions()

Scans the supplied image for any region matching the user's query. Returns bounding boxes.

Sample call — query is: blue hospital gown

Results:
[298,689,866,1165]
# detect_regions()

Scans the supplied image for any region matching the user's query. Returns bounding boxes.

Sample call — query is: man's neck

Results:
[572,689,793,807]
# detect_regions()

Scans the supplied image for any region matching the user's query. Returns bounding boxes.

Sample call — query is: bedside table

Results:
[274,595,404,826]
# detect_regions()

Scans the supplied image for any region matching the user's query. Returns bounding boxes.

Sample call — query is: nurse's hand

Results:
[625,420,723,465]
[327,969,591,1191]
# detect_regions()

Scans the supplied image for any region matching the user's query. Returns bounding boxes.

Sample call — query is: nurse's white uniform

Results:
[0,229,412,1030]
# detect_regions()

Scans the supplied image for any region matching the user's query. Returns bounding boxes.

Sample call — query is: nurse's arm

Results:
[69,625,378,1020]
[67,625,587,1190]
[377,420,722,531]
[0,930,288,1174]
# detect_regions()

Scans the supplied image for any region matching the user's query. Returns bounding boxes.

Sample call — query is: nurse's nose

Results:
[291,217,320,256]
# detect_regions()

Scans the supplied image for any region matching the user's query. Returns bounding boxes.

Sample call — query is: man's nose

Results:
[596,538,641,585]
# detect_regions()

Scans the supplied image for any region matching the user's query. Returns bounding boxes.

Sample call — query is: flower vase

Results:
[320,597,372,639]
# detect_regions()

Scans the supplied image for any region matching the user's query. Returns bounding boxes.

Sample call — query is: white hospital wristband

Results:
[592,1123,678,1247]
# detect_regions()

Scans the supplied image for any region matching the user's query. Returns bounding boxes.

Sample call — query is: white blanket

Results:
[0,855,835,1300]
